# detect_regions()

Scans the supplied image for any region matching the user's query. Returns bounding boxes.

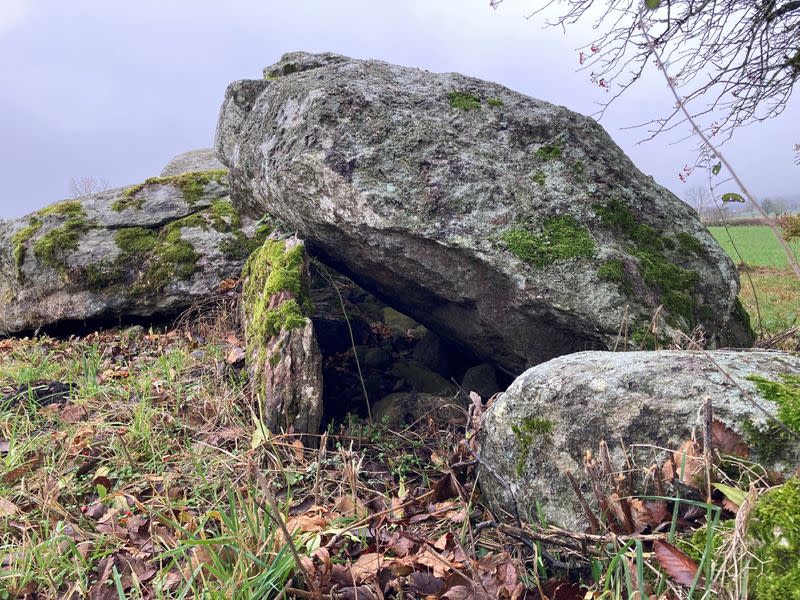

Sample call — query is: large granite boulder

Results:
[478,350,800,530]
[0,170,269,334]
[215,51,753,375]
[240,236,323,435]
[161,149,225,177]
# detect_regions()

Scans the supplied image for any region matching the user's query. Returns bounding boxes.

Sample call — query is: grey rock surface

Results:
[161,149,225,177]
[373,392,465,428]
[216,51,753,375]
[0,170,267,334]
[390,360,457,395]
[478,350,800,530]
[461,363,500,400]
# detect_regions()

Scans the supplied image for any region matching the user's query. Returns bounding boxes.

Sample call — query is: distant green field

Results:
[707,225,799,332]
[708,225,800,268]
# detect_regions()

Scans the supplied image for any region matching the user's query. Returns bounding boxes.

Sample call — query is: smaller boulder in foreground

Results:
[240,236,323,435]
[478,350,800,530]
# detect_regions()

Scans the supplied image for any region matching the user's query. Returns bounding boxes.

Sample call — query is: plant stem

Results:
[640,17,800,280]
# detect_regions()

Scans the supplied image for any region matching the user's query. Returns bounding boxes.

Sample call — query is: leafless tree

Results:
[70,176,111,198]
[494,0,800,143]
[762,197,789,216]
[683,185,713,221]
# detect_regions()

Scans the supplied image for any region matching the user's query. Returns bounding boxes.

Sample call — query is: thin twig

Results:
[640,15,800,279]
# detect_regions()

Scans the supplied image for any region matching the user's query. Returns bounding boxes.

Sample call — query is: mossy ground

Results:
[501,215,595,268]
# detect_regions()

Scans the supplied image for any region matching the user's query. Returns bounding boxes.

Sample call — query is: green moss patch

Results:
[243,239,313,340]
[448,91,481,111]
[11,217,42,279]
[676,231,703,255]
[532,171,546,186]
[32,204,90,275]
[242,239,314,387]
[209,199,241,232]
[598,259,625,283]
[593,198,703,328]
[742,374,800,463]
[512,417,554,476]
[112,169,228,211]
[115,228,158,255]
[487,97,504,107]
[38,200,84,218]
[219,221,273,261]
[536,145,562,161]
[749,478,800,600]
[108,219,200,296]
[501,216,596,268]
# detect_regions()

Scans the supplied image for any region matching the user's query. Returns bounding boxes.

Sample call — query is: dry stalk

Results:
[566,469,601,533]
[251,464,322,599]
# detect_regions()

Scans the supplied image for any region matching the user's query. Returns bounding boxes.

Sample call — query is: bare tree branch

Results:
[70,176,111,198]
[503,0,800,143]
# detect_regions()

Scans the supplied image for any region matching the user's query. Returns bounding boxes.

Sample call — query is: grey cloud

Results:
[0,0,797,219]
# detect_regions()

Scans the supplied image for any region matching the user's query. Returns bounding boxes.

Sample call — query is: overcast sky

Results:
[1,0,797,220]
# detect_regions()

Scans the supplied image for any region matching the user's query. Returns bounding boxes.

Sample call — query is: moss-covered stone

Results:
[115,227,158,255]
[113,219,200,296]
[32,204,90,275]
[11,217,42,278]
[38,200,84,218]
[448,91,481,110]
[512,417,554,476]
[742,374,800,463]
[112,186,147,212]
[749,478,800,600]
[208,199,241,232]
[594,198,702,329]
[487,97,504,107]
[598,259,625,283]
[219,222,273,261]
[243,239,312,341]
[242,239,314,387]
[501,216,596,268]
[82,260,126,290]
[112,169,228,211]
[532,171,546,186]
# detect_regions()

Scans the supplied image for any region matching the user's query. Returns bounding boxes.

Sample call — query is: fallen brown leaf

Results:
[654,540,702,588]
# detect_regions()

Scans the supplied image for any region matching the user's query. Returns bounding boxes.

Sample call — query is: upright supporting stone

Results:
[240,236,323,435]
